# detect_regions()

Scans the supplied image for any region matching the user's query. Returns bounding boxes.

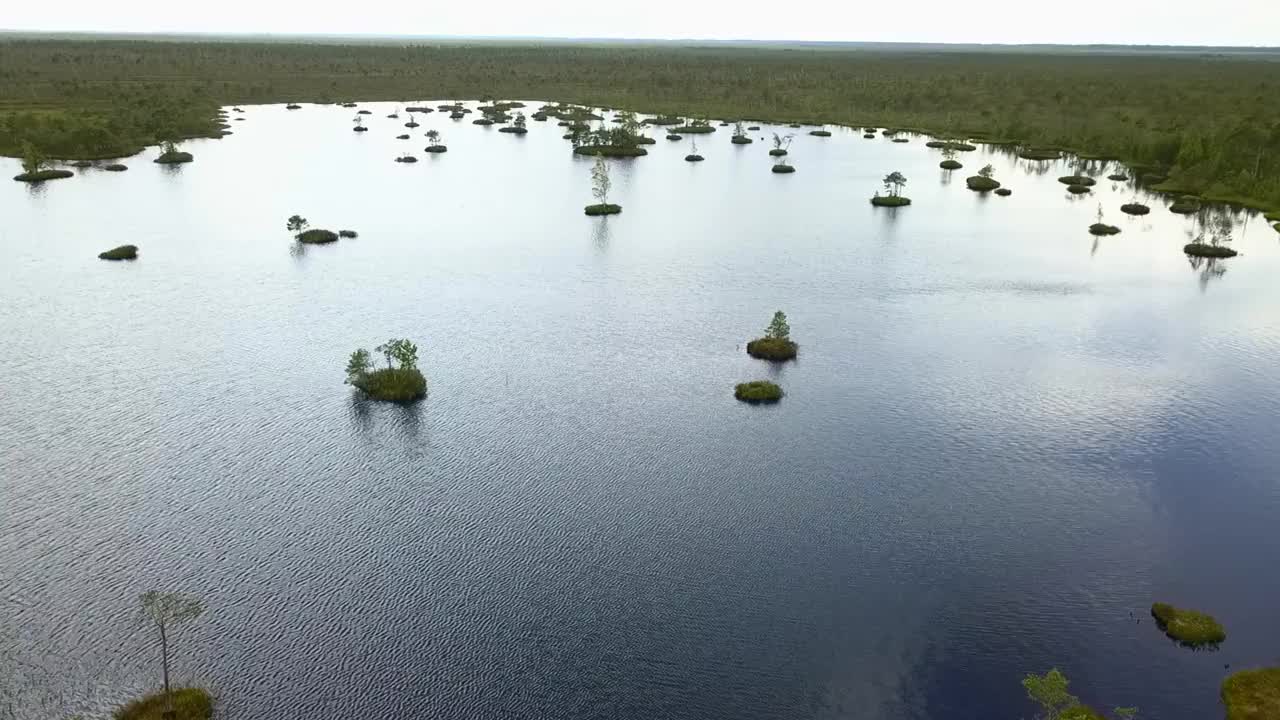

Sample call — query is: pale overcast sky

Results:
[4,0,1278,46]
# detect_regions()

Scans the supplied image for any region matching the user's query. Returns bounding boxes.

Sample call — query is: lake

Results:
[2,101,1279,720]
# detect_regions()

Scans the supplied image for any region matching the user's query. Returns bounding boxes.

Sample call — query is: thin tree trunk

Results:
[160,624,174,717]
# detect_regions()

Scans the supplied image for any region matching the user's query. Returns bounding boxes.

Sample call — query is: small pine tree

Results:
[287,215,309,233]
[590,155,611,206]
[765,311,790,340]
[20,141,46,175]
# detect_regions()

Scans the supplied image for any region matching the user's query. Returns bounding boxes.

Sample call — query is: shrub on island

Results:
[674,124,715,134]
[98,244,138,260]
[574,146,648,157]
[114,688,213,720]
[346,340,427,403]
[155,150,193,164]
[14,168,74,182]
[297,229,339,244]
[871,195,911,206]
[1151,603,1226,647]
[735,381,783,404]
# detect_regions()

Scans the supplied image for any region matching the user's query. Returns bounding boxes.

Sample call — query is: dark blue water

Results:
[2,101,1278,720]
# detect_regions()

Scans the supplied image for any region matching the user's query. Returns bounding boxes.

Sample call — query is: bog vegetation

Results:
[1,39,1278,210]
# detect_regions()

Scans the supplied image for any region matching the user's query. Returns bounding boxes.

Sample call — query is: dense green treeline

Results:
[2,38,1278,209]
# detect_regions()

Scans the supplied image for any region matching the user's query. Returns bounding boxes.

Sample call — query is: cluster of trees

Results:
[570,111,644,150]
[2,39,1278,208]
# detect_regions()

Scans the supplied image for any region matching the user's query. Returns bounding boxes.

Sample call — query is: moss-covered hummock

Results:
[1121,203,1150,215]
[746,337,797,361]
[771,164,795,174]
[296,229,339,244]
[286,103,301,110]
[809,130,832,137]
[155,151,194,164]
[472,118,493,126]
[1089,223,1121,236]
[892,138,909,143]
[1184,243,1238,258]
[13,169,74,182]
[1108,173,1129,181]
[1018,148,1062,160]
[871,195,911,207]
[966,176,1001,191]
[1064,184,1090,194]
[747,125,760,131]
[352,126,368,133]
[103,163,128,172]
[1221,668,1280,720]
[574,146,648,157]
[98,244,138,260]
[113,688,213,720]
[425,145,448,153]
[769,148,788,157]
[666,134,683,140]
[685,154,704,162]
[450,111,465,119]
[995,188,1012,196]
[1150,602,1226,647]
[353,368,427,403]
[584,203,622,216]
[498,126,528,134]
[674,125,715,134]
[396,133,410,139]
[395,155,418,163]
[338,230,358,238]
[1170,197,1202,214]
[735,380,783,404]
[863,133,876,139]
[1058,176,1097,186]
[940,160,962,170]
[731,136,753,144]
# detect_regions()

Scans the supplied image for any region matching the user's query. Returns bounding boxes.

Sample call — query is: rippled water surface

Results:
[3,102,1279,720]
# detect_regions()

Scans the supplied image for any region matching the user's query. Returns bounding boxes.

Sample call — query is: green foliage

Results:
[374,338,420,371]
[967,175,1002,191]
[286,215,308,233]
[1150,602,1227,646]
[765,310,790,340]
[1221,667,1280,720]
[584,203,622,216]
[1120,203,1150,215]
[1022,669,1079,720]
[978,164,995,179]
[98,244,138,260]
[345,348,373,383]
[114,688,213,720]
[746,337,798,361]
[20,140,46,174]
[734,380,783,403]
[883,171,907,197]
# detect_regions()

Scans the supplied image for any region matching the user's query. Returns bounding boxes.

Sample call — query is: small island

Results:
[966,165,1001,192]
[1018,147,1062,161]
[940,160,963,170]
[809,129,832,137]
[730,122,753,144]
[1058,175,1097,187]
[673,121,715,134]
[1067,184,1091,194]
[995,188,1013,196]
[1121,203,1151,215]
[871,171,911,206]
[1150,602,1226,647]
[666,133,683,141]
[154,141,194,163]
[1221,667,1280,720]
[771,163,795,174]
[98,244,138,260]
[425,130,448,153]
[499,113,529,134]
[1184,243,1238,258]
[1108,173,1129,181]
[103,163,128,172]
[339,230,358,238]
[1170,197,1202,214]
[735,380,783,404]
[115,687,213,720]
[288,215,340,244]
[746,311,798,361]
[346,339,427,403]
[13,142,74,181]
[863,133,876,139]
[1089,223,1120,235]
